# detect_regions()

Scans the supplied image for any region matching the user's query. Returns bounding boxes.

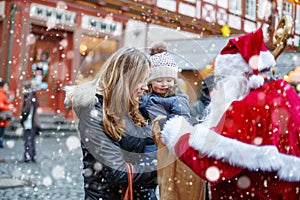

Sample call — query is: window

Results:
[78,35,117,83]
[246,0,256,20]
[229,0,242,15]
[217,0,228,8]
[283,1,292,16]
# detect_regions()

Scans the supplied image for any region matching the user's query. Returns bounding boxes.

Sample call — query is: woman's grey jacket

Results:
[75,94,157,200]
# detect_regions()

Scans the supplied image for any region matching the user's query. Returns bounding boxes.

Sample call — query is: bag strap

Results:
[123,162,134,200]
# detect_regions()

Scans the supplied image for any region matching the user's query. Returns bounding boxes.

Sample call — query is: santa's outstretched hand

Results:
[161,115,300,182]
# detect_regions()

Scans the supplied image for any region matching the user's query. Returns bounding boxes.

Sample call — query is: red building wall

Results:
[1,0,126,119]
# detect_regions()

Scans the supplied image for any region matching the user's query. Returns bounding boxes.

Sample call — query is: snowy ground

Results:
[0,134,84,200]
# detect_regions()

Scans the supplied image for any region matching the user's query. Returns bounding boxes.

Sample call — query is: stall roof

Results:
[165,38,299,77]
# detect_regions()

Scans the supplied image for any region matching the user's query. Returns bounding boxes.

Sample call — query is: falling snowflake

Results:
[51,165,65,179]
[6,140,15,148]
[237,176,251,190]
[253,137,263,145]
[83,168,93,177]
[94,162,103,171]
[248,55,259,71]
[15,127,23,136]
[43,176,53,186]
[56,1,68,10]
[66,135,81,150]
[59,39,68,48]
[205,166,220,182]
[26,34,36,46]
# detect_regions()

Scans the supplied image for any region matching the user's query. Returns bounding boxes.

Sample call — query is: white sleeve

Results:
[161,116,300,181]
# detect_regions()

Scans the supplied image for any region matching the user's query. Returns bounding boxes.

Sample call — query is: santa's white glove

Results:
[161,115,194,154]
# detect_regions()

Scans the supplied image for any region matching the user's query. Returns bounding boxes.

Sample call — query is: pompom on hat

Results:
[148,41,179,82]
[215,28,276,89]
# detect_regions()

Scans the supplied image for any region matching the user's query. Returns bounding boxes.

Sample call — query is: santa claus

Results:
[160,28,300,199]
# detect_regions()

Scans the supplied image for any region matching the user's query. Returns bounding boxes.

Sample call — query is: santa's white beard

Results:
[202,74,250,128]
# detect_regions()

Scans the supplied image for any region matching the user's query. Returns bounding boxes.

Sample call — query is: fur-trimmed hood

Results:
[64,80,98,109]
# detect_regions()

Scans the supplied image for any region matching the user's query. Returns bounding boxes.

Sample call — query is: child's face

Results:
[151,77,175,95]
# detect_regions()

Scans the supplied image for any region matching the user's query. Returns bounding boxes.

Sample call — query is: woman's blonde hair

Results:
[95,47,150,141]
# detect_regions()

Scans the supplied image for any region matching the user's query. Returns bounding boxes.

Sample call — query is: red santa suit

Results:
[161,29,300,200]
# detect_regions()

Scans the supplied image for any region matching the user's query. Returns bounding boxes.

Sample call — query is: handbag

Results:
[122,162,134,200]
[0,110,13,121]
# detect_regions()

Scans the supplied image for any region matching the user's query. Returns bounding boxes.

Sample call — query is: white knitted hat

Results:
[148,42,178,82]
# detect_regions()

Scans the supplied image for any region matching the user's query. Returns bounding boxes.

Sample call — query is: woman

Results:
[64,47,157,200]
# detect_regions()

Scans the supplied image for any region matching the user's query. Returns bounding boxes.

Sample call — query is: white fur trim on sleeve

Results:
[188,122,282,171]
[161,116,300,181]
[64,85,75,108]
[161,115,194,154]
[277,154,300,181]
[63,81,97,108]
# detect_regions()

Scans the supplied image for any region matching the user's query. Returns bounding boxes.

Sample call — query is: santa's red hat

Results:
[215,28,276,89]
